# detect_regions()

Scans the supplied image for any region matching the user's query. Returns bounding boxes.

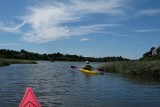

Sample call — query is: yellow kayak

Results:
[80,68,98,75]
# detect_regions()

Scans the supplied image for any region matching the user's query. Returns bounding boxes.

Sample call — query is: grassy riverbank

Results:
[98,61,160,80]
[0,58,37,67]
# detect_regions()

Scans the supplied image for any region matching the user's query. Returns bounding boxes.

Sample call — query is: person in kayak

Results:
[83,61,93,70]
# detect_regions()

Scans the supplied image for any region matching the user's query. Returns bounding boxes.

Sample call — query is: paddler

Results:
[83,61,93,70]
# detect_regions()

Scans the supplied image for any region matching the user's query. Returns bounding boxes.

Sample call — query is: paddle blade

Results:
[71,65,78,68]
[19,87,41,107]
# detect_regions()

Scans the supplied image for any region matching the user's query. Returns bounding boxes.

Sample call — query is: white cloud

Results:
[0,21,25,33]
[79,38,90,41]
[20,0,127,43]
[135,9,160,17]
[133,29,160,32]
[70,0,126,15]
[99,31,128,37]
[0,43,21,46]
[0,0,129,43]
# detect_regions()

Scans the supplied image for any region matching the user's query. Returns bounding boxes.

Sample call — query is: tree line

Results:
[0,49,129,62]
[139,47,160,60]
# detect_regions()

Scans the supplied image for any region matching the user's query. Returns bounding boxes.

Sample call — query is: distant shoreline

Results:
[0,49,129,62]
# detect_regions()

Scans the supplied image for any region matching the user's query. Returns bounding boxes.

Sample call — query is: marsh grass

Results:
[5,59,37,64]
[98,61,160,79]
[0,58,37,67]
[0,58,10,66]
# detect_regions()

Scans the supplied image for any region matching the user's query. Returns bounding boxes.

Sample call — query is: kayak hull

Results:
[80,68,98,75]
[19,87,41,107]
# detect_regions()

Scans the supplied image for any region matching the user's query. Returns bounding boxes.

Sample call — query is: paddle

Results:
[71,65,104,75]
[70,65,81,68]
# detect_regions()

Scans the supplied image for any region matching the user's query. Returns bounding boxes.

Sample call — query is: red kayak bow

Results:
[19,87,41,107]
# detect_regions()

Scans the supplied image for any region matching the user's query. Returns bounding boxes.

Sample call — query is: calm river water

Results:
[0,61,160,107]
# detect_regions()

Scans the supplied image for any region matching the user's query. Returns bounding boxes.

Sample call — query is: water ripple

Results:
[0,61,160,107]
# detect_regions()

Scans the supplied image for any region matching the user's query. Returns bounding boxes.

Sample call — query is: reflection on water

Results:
[0,61,160,107]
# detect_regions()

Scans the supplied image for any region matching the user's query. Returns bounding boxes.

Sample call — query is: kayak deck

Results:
[80,68,98,75]
[19,87,41,107]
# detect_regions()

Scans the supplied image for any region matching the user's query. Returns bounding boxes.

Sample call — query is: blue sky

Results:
[0,0,160,59]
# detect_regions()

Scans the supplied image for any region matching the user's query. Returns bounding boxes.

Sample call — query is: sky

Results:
[0,0,160,59]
